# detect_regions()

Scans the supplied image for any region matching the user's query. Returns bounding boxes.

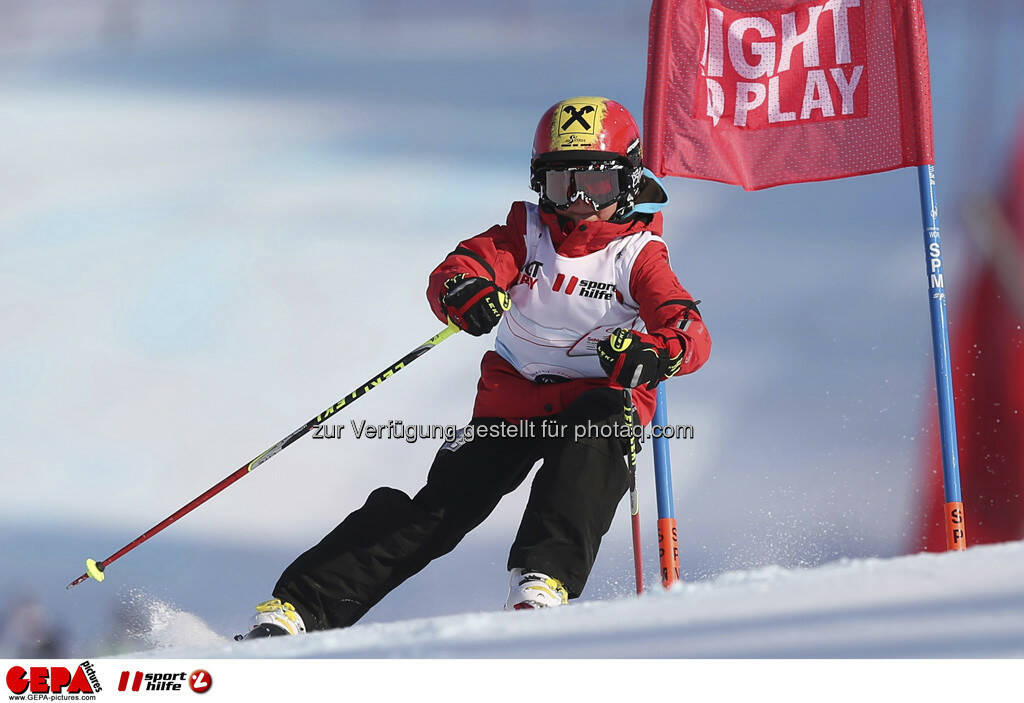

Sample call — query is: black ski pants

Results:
[273,387,634,631]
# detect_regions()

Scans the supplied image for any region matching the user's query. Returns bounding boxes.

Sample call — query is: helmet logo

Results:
[560,105,595,132]
[551,99,606,150]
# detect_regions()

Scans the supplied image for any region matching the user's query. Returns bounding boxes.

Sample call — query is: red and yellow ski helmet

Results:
[530,97,644,216]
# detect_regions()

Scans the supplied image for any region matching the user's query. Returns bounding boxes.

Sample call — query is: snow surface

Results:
[125,540,1024,658]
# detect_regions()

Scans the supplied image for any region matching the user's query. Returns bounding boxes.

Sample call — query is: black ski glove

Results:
[441,274,511,336]
[597,328,674,390]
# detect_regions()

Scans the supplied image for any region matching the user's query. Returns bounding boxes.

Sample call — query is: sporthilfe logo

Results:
[117,668,212,694]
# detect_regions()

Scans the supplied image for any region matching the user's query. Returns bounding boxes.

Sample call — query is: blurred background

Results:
[1,0,1022,656]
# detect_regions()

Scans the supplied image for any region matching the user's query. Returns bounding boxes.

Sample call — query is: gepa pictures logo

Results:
[6,661,101,697]
[118,669,212,694]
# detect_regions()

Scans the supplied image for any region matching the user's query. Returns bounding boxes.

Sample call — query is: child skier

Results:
[243,96,711,637]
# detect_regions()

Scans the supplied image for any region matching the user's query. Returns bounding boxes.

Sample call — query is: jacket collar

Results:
[538,207,663,257]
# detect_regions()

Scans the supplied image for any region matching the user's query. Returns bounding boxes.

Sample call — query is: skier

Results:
[243,96,711,637]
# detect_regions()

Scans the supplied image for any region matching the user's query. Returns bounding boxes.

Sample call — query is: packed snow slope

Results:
[140,540,1024,658]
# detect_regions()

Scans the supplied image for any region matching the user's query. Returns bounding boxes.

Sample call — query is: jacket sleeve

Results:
[628,240,711,376]
[426,202,529,324]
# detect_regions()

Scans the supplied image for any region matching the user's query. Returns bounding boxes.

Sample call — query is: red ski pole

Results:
[67,322,461,589]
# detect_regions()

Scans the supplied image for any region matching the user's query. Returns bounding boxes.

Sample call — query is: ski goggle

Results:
[542,167,623,209]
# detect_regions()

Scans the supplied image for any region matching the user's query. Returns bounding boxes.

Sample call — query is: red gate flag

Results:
[644,0,934,190]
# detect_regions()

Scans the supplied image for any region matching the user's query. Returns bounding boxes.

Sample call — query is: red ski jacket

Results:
[426,202,711,425]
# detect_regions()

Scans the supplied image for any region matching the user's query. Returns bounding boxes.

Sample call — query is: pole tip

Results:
[85,558,105,583]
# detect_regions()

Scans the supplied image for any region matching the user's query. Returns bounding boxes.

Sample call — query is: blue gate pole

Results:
[652,384,680,585]
[918,163,966,550]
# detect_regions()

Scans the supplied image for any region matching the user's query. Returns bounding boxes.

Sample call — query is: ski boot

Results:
[504,568,569,610]
[235,598,306,640]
